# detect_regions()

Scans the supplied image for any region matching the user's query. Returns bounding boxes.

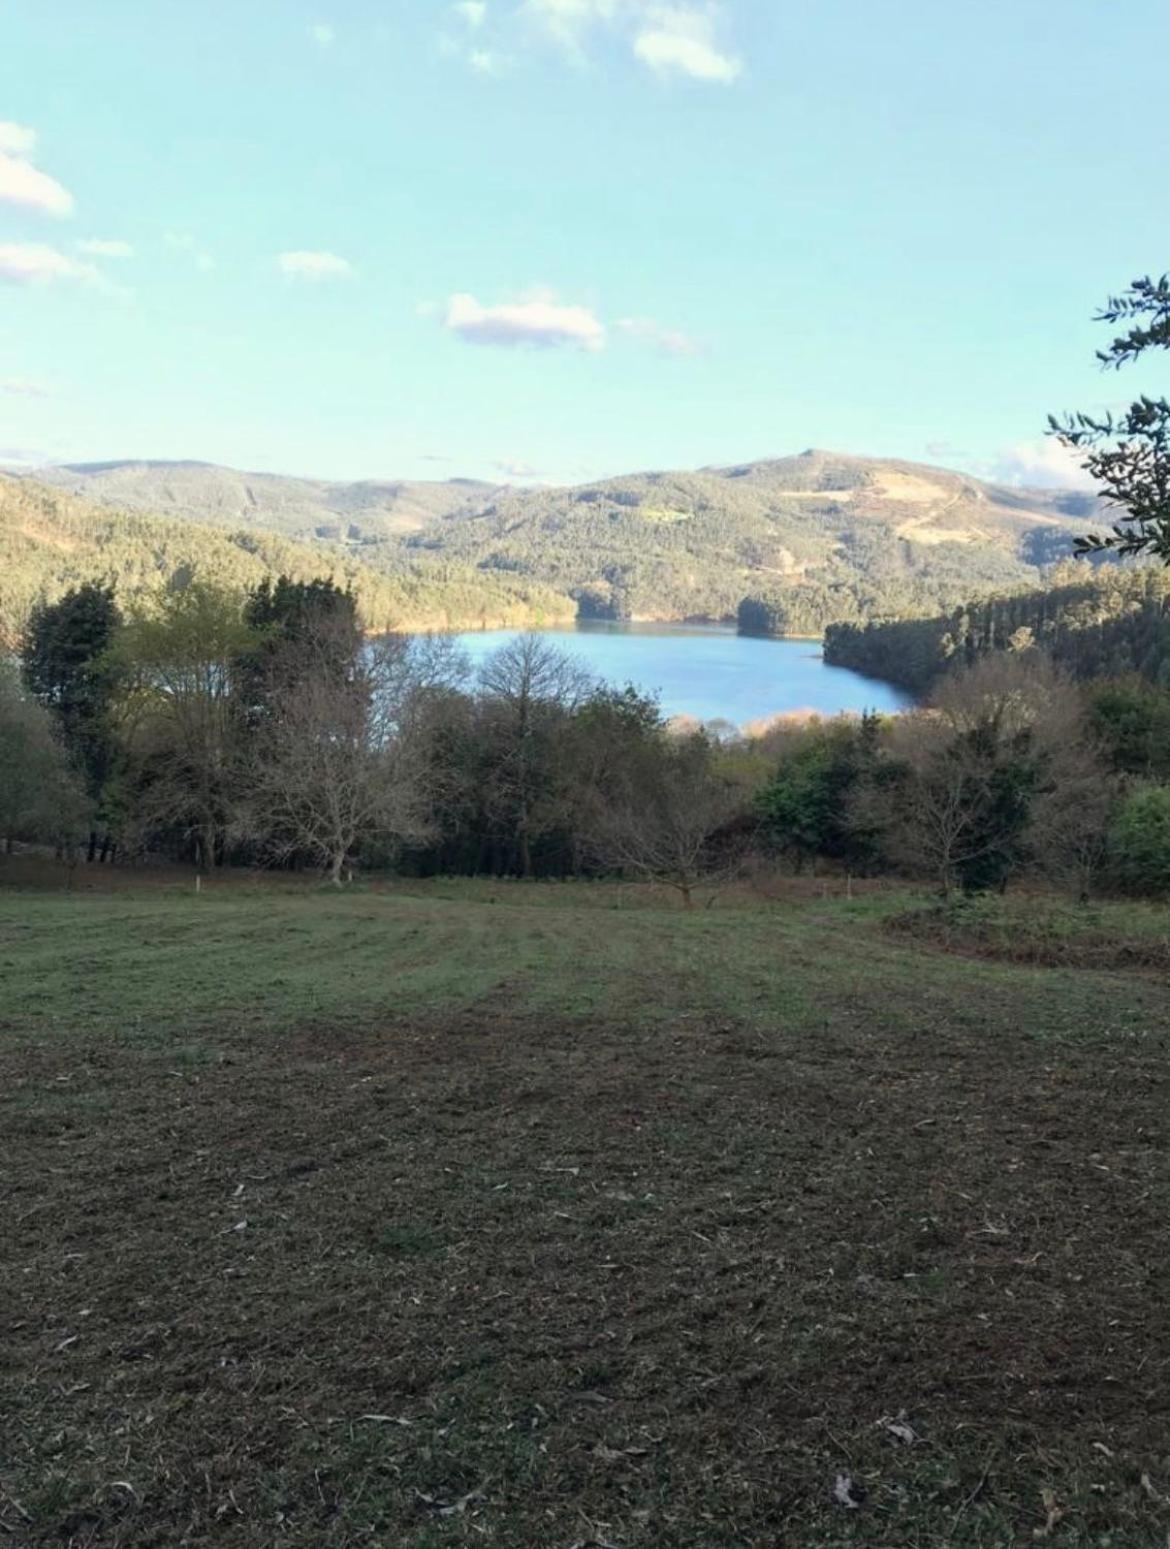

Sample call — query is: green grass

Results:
[3,869,1170,1546]
[0,878,1162,1047]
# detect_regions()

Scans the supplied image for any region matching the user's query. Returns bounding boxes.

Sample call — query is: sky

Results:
[1,0,1168,488]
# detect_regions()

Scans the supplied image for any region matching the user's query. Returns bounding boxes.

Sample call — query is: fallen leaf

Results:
[592,1443,650,1462]
[417,1488,485,1517]
[1033,1487,1064,1539]
[833,1473,865,1509]
[879,1412,919,1446]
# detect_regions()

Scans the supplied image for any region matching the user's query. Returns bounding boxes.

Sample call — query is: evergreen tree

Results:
[20,582,123,860]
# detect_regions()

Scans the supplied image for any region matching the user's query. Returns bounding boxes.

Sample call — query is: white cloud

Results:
[309,22,336,45]
[468,48,506,72]
[523,0,624,51]
[278,249,354,280]
[165,231,216,270]
[992,439,1097,491]
[494,458,545,479]
[616,315,701,356]
[522,0,740,80]
[455,1,488,26]
[0,121,37,154]
[0,148,74,216]
[443,290,606,350]
[0,243,96,285]
[0,378,50,397]
[633,5,741,82]
[78,238,134,259]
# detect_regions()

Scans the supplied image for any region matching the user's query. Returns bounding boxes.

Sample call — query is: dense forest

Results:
[13,450,1102,638]
[824,563,1170,694]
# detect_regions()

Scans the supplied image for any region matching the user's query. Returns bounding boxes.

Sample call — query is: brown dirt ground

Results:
[4,997,1170,1546]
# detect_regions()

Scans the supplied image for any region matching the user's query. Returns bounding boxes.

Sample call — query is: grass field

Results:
[3,867,1170,1546]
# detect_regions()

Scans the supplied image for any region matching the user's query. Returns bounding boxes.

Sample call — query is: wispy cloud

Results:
[494,458,546,479]
[455,1,488,26]
[165,231,215,271]
[278,250,354,281]
[0,377,50,397]
[522,0,624,53]
[308,22,336,46]
[443,290,606,350]
[468,48,507,73]
[0,243,97,285]
[78,238,134,259]
[992,439,1097,491]
[0,121,37,154]
[521,0,740,80]
[616,315,701,356]
[0,130,74,217]
[633,5,741,82]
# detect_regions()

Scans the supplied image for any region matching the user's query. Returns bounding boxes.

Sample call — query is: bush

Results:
[1110,785,1170,896]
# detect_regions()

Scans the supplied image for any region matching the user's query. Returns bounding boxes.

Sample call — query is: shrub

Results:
[1110,785,1170,896]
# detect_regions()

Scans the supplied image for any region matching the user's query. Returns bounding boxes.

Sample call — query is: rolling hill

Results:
[27,459,496,541]
[9,450,1104,640]
[0,476,572,647]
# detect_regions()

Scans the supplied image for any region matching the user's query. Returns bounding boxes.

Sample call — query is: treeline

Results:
[5,576,1170,900]
[1,578,744,897]
[824,562,1170,694]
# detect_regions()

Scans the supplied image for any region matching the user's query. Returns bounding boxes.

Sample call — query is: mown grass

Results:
[2,867,1170,1545]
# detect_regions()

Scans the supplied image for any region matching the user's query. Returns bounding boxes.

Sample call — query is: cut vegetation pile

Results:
[2,874,1169,1546]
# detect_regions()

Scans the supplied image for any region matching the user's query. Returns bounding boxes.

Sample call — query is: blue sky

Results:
[1,0,1167,486]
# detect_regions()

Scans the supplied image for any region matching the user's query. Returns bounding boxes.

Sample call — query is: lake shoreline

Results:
[448,620,914,726]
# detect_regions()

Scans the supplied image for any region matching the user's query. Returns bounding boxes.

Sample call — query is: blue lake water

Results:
[453,622,912,727]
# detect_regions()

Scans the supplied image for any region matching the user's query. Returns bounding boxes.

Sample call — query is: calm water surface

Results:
[453,621,911,727]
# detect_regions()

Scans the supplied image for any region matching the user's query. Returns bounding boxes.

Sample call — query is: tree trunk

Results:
[330,849,346,886]
[87,829,97,864]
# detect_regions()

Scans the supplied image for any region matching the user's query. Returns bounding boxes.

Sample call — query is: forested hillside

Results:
[0,476,573,646]
[19,450,1102,635]
[824,563,1170,693]
[408,450,1100,629]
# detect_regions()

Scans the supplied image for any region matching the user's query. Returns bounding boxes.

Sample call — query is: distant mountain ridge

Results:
[11,449,1105,639]
[28,459,498,541]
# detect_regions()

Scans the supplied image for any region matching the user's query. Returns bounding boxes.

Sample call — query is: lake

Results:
[453,621,912,727]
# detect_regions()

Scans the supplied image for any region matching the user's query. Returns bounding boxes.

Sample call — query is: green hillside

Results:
[21,450,1102,636]
[406,450,1100,630]
[0,475,573,644]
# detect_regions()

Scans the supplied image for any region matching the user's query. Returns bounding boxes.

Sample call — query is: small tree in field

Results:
[588,731,743,907]
[478,633,592,877]
[114,583,258,869]
[858,654,1107,896]
[251,624,434,883]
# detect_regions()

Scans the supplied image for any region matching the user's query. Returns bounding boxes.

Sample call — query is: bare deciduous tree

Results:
[856,653,1116,896]
[251,626,439,883]
[478,633,592,877]
[588,732,743,907]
